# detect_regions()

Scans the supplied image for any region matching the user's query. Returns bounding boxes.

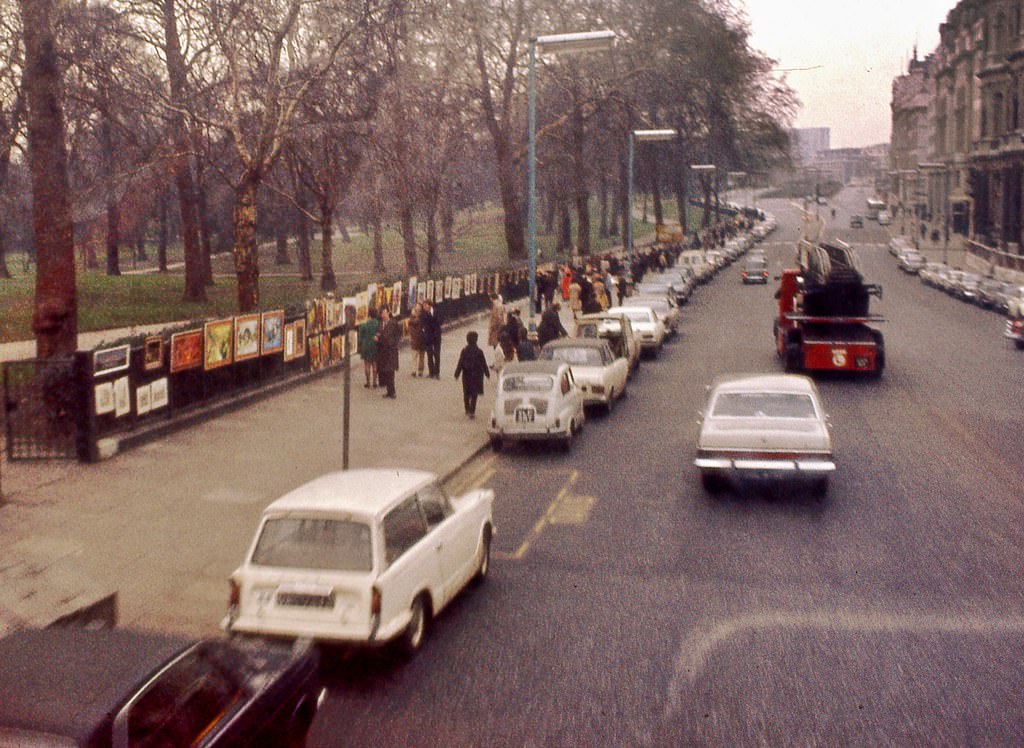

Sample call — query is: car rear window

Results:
[251,517,372,571]
[502,374,554,392]
[542,346,605,366]
[712,392,817,419]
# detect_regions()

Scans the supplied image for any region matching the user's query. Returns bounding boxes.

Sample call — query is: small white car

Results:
[695,374,835,495]
[606,305,667,355]
[223,469,494,655]
[625,293,680,334]
[539,337,628,413]
[488,360,585,451]
[574,312,641,375]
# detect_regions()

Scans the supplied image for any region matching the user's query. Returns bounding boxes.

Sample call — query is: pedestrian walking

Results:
[499,310,521,363]
[487,293,505,370]
[408,301,426,376]
[374,306,401,398]
[357,308,379,388]
[537,302,568,348]
[421,299,442,378]
[568,276,582,319]
[454,331,490,418]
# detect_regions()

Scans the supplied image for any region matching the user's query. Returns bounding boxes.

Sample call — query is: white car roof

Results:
[263,469,436,518]
[709,373,818,396]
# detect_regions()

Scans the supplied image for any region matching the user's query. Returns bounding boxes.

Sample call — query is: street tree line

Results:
[4,0,796,358]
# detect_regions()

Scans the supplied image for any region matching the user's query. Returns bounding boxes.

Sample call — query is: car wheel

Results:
[560,426,573,452]
[399,596,428,656]
[472,527,492,586]
[490,437,502,452]
[701,470,726,493]
[604,390,615,415]
[1016,338,1024,350]
[870,330,885,378]
[811,476,829,498]
[784,342,802,372]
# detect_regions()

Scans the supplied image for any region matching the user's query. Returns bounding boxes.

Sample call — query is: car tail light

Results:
[591,385,605,394]
[371,585,381,616]
[228,579,240,614]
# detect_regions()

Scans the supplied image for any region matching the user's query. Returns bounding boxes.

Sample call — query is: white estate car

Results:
[539,337,629,413]
[223,469,494,655]
[488,360,585,451]
[694,374,835,496]
[606,305,667,354]
[574,312,641,375]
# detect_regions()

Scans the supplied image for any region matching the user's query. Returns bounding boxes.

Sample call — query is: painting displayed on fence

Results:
[143,336,164,371]
[150,377,168,409]
[93,344,131,377]
[170,330,203,373]
[235,314,260,361]
[95,382,114,415]
[113,376,130,417]
[136,384,152,416]
[204,319,234,370]
[261,310,284,355]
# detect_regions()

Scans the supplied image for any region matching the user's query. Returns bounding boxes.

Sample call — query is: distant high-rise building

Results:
[789,127,831,165]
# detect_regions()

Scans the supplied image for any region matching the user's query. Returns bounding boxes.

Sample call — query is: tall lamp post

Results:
[528,29,616,327]
[627,128,677,259]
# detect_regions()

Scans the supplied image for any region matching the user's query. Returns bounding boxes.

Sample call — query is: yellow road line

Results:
[510,470,579,560]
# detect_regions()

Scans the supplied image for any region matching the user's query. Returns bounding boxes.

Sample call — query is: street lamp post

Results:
[528,29,615,327]
[627,129,677,259]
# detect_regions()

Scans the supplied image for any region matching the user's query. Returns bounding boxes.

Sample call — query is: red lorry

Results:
[774,239,885,376]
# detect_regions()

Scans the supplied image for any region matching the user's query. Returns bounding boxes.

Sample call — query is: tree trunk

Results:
[544,189,555,234]
[674,174,688,235]
[400,204,418,275]
[275,221,290,265]
[296,202,313,280]
[599,176,609,238]
[495,140,526,259]
[0,227,10,279]
[337,211,351,242]
[371,201,385,274]
[233,172,261,312]
[651,154,664,226]
[158,189,169,271]
[195,157,213,287]
[135,233,147,262]
[558,198,572,254]
[105,204,121,276]
[162,0,204,300]
[319,204,336,291]
[441,193,454,252]
[425,206,439,274]
[20,0,77,359]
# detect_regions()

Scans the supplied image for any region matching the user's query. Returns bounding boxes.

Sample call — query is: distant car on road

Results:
[695,374,834,496]
[741,255,769,284]
[0,626,322,747]
[849,214,864,228]
[225,468,494,655]
[877,210,892,225]
[897,250,926,274]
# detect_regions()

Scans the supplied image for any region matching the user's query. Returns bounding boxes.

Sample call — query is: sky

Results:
[738,1,954,148]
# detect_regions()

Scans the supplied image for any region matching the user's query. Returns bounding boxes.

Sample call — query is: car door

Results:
[378,496,442,633]
[417,483,475,602]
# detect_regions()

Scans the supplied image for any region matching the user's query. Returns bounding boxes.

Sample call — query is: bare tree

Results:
[19,0,76,358]
[0,0,25,280]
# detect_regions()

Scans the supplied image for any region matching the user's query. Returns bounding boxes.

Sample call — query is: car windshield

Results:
[541,346,606,366]
[712,391,818,419]
[745,260,767,270]
[617,309,652,323]
[502,374,554,392]
[251,517,373,571]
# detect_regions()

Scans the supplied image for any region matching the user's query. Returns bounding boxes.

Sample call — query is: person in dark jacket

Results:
[421,299,442,378]
[536,302,568,347]
[375,306,402,398]
[498,310,521,363]
[454,331,490,417]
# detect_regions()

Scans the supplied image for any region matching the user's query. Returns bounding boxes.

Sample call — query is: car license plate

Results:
[515,408,535,423]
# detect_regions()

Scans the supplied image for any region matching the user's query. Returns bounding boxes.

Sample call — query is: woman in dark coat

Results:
[454,331,490,417]
[375,307,402,399]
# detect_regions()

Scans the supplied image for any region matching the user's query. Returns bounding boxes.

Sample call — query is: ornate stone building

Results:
[899,0,1024,265]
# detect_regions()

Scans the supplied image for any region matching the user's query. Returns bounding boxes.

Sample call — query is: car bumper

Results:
[695,457,835,473]
[489,425,571,441]
[224,613,402,646]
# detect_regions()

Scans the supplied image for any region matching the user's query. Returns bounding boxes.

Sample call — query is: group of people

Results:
[357,299,442,399]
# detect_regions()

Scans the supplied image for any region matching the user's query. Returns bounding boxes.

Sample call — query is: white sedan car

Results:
[627,293,680,334]
[488,360,585,451]
[694,374,835,495]
[539,337,628,413]
[224,469,494,655]
[606,305,667,355]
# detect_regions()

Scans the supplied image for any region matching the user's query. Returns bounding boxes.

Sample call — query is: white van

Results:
[677,250,712,283]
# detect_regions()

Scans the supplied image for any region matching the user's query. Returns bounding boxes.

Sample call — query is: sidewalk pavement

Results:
[0,298,575,637]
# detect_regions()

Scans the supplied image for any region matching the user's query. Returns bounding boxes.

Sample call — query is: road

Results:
[308,188,1024,746]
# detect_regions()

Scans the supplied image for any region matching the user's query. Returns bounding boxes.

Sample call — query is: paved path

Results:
[0,299,572,636]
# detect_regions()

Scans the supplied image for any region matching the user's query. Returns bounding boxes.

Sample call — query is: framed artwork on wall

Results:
[261,310,284,355]
[143,336,164,371]
[234,314,260,361]
[93,344,130,377]
[170,330,203,373]
[150,377,168,409]
[204,318,234,370]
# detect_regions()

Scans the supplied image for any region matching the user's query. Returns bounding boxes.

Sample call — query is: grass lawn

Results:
[0,204,659,343]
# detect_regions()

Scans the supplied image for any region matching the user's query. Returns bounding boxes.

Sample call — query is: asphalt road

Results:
[308,188,1024,747]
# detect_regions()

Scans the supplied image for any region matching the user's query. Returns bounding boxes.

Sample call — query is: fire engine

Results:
[774,239,885,376]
